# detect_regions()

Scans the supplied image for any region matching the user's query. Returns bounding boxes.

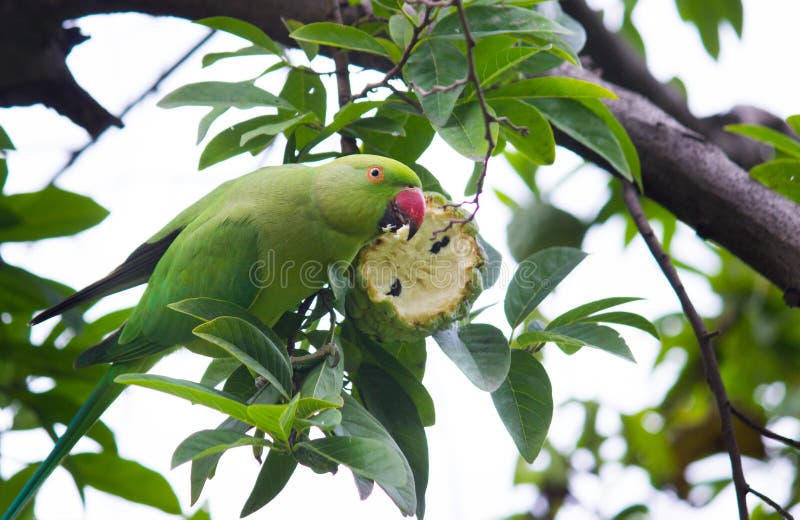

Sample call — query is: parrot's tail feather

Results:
[29,228,183,325]
[75,329,164,368]
[2,359,154,520]
[74,327,123,368]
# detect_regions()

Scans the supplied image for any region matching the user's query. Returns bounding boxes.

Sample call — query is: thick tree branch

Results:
[560,0,794,170]
[0,0,377,135]
[551,64,800,306]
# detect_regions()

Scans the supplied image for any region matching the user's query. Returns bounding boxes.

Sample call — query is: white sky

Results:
[1,1,799,519]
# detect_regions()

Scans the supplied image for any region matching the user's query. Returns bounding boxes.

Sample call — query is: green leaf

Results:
[345,116,406,137]
[726,124,800,159]
[0,465,36,515]
[489,99,555,164]
[290,22,391,58]
[529,98,639,183]
[0,125,14,150]
[247,402,293,442]
[241,449,297,516]
[172,429,270,468]
[504,149,539,195]
[202,45,276,68]
[196,106,227,144]
[787,115,800,136]
[299,350,344,399]
[199,115,281,169]
[410,163,450,200]
[295,436,406,486]
[0,187,108,242]
[380,339,427,381]
[337,393,416,515]
[478,235,502,289]
[431,5,570,39]
[485,77,617,102]
[296,408,342,431]
[515,329,585,348]
[473,39,543,89]
[0,263,74,315]
[240,113,316,147]
[507,202,587,262]
[0,158,8,193]
[279,67,327,123]
[70,453,181,514]
[388,14,413,48]
[355,331,436,426]
[675,0,743,58]
[358,365,429,518]
[437,102,498,161]
[169,297,283,346]
[189,386,282,504]
[504,247,587,328]
[582,311,659,339]
[297,101,384,159]
[283,19,318,60]
[358,99,435,164]
[200,357,241,388]
[193,316,293,399]
[547,296,643,329]
[295,395,343,419]
[433,323,510,392]
[749,159,800,203]
[196,16,282,55]
[491,350,552,463]
[548,322,636,362]
[115,373,250,422]
[404,39,467,127]
[158,81,293,110]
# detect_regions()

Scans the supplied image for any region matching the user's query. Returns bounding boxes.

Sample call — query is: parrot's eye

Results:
[366,166,384,183]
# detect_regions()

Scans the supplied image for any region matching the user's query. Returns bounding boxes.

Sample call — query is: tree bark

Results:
[550,64,800,306]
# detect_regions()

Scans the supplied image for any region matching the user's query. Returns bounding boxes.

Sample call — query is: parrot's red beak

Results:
[379,187,425,240]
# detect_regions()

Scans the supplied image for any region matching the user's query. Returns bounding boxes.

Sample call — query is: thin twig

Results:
[411,77,469,96]
[50,32,215,184]
[731,406,800,451]
[351,7,434,110]
[430,0,495,238]
[405,0,454,7]
[620,180,750,520]
[328,0,358,154]
[748,486,795,520]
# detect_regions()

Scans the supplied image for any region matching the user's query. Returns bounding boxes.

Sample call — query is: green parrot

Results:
[4,154,425,520]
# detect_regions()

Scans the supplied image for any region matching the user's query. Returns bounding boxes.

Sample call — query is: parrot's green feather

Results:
[5,155,421,520]
[74,327,169,367]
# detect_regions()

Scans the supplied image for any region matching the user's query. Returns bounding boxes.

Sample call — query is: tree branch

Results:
[621,180,750,520]
[551,64,800,306]
[327,0,357,155]
[748,486,795,520]
[560,0,794,170]
[731,405,800,451]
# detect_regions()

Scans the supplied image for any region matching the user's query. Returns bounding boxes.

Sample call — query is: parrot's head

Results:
[314,154,425,241]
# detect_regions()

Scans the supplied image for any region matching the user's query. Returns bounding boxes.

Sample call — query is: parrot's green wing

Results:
[29,178,239,327]
[77,216,264,366]
[28,228,183,325]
